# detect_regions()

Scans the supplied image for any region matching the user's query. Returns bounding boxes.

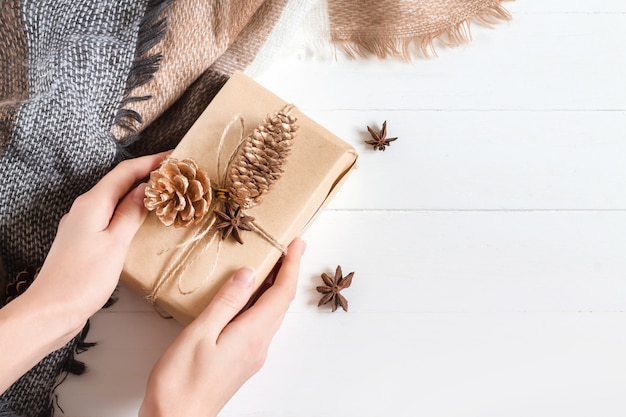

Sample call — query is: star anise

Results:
[316,265,354,312]
[365,120,397,151]
[214,202,255,244]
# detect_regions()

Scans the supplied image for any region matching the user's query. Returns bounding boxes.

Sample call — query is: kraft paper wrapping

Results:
[121,72,358,324]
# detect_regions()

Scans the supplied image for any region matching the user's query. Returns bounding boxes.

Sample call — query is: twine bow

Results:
[145,105,298,304]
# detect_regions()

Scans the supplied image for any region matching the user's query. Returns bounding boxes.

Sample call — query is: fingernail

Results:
[290,238,306,255]
[132,183,147,207]
[233,267,255,289]
[299,239,307,255]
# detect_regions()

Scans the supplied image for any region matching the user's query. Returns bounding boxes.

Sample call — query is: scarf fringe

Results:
[336,0,512,60]
[42,317,101,416]
[113,0,172,134]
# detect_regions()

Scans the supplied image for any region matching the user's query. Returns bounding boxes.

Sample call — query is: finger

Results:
[196,267,256,342]
[239,238,305,332]
[56,213,68,231]
[83,152,170,227]
[92,151,170,198]
[107,183,148,243]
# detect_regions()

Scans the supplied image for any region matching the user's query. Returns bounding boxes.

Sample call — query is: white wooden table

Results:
[59,1,626,415]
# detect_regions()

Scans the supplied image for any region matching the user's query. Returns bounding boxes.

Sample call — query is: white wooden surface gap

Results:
[59,1,626,416]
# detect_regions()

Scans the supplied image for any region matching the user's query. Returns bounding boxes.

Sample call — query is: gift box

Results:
[121,71,357,324]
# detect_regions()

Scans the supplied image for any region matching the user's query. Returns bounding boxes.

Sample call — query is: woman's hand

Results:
[33,152,170,326]
[0,152,168,393]
[140,238,306,417]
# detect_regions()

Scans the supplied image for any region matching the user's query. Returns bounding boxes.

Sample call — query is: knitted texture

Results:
[0,399,21,417]
[0,0,152,415]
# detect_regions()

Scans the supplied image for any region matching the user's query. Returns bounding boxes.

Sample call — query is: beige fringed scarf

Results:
[310,0,512,58]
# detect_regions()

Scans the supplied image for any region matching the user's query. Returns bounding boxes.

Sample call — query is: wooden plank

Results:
[55,312,181,416]
[110,211,626,315]
[306,110,626,210]
[227,314,626,417]
[297,210,626,313]
[257,14,626,111]
[225,312,626,417]
[57,311,626,417]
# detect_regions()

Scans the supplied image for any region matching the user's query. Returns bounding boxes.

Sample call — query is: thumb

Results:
[195,267,256,341]
[108,183,148,243]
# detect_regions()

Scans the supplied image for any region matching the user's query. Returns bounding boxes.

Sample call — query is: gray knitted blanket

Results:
[0,1,164,415]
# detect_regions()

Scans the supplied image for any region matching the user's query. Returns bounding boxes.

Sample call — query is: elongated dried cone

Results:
[226,109,298,209]
[144,158,212,227]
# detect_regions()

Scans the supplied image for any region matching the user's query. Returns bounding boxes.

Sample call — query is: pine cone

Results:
[145,157,212,227]
[5,267,39,305]
[226,109,298,209]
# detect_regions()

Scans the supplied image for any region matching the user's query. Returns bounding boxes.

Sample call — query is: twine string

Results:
[148,112,289,305]
[249,222,288,254]
[148,208,217,302]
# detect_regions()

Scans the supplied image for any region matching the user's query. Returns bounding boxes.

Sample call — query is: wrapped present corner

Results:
[121,72,357,324]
